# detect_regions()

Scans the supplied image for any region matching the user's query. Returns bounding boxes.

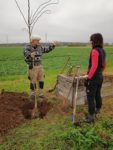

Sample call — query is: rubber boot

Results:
[85,114,95,123]
[30,83,36,101]
[30,91,35,101]
[95,108,101,114]
[38,89,44,98]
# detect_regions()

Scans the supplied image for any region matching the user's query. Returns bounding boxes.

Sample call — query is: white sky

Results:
[0,0,113,43]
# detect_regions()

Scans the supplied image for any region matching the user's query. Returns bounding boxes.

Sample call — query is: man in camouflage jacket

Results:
[24,36,55,100]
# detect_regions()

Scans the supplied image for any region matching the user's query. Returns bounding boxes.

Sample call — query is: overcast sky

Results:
[0,0,113,43]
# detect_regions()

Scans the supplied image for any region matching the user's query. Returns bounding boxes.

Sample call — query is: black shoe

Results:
[95,108,100,114]
[85,114,95,123]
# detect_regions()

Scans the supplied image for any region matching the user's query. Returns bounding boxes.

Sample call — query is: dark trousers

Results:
[86,75,103,115]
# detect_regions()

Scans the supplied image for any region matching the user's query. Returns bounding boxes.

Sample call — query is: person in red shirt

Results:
[84,33,106,123]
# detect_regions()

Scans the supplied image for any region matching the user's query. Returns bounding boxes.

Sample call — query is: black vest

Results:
[88,47,106,77]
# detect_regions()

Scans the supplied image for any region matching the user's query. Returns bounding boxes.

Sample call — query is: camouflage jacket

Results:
[24,44,55,66]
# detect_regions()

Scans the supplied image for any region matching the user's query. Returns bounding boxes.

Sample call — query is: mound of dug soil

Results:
[0,91,52,136]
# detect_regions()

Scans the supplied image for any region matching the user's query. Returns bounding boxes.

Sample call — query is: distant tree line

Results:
[0,42,112,47]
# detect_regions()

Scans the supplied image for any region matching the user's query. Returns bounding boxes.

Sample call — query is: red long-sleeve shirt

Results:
[88,49,106,79]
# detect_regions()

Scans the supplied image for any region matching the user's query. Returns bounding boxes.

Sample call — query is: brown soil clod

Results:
[38,100,52,119]
[22,101,34,119]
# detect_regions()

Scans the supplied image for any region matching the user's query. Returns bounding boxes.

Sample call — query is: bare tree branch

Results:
[31,0,52,23]
[31,10,51,34]
[14,0,28,26]
[31,0,59,24]
[28,0,31,42]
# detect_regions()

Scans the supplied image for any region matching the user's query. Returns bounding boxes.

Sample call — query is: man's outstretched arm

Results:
[41,44,55,53]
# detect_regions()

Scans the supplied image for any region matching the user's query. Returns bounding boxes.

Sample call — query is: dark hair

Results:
[90,33,103,48]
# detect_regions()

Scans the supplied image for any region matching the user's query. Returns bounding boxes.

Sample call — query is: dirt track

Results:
[0,91,52,136]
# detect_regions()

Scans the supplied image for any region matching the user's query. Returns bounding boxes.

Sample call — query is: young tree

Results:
[14,0,59,43]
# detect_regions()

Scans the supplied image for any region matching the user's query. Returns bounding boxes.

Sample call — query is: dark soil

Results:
[0,91,52,136]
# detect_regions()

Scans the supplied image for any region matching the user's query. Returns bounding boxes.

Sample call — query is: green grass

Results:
[1,114,113,150]
[0,46,113,92]
[0,46,113,150]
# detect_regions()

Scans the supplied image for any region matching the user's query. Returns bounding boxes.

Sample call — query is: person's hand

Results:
[53,42,56,46]
[31,52,36,58]
[82,75,88,79]
[51,41,56,47]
